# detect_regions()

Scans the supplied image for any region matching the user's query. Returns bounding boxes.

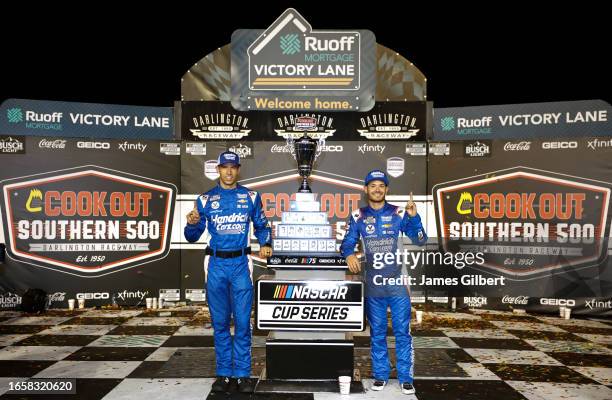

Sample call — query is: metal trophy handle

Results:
[287,133,323,193]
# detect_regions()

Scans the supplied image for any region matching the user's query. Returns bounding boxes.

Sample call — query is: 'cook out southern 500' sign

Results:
[231,8,376,112]
[433,166,611,278]
[0,165,176,277]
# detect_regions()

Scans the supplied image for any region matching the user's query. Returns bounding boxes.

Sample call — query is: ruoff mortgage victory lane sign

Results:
[231,8,376,111]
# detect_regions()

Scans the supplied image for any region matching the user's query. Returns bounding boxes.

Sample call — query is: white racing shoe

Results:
[371,380,387,391]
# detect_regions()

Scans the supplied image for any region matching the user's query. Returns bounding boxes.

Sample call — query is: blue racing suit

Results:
[184,184,271,378]
[340,202,427,384]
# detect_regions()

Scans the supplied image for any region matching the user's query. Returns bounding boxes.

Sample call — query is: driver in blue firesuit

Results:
[340,170,427,395]
[184,151,272,394]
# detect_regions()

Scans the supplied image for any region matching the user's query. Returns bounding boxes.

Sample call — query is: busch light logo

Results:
[229,143,254,159]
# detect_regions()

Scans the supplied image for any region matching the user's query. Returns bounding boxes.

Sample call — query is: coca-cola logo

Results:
[502,295,529,305]
[504,141,531,151]
[38,139,67,149]
[47,292,67,303]
[285,257,299,264]
[271,144,291,153]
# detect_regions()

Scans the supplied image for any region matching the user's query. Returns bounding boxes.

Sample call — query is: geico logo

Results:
[542,141,577,149]
[540,298,576,306]
[321,145,343,152]
[77,292,109,300]
[77,141,110,149]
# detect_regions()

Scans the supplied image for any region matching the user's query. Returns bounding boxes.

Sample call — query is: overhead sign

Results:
[0,98,173,139]
[257,280,364,331]
[433,100,612,140]
[231,8,376,111]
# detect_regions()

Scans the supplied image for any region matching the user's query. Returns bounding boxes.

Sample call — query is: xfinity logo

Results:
[118,141,147,152]
[38,139,67,149]
[77,292,110,300]
[77,141,110,150]
[358,144,385,154]
[116,290,148,301]
[542,141,577,150]
[587,138,612,150]
[540,298,575,307]
[585,299,612,310]
[503,141,531,151]
[501,295,529,305]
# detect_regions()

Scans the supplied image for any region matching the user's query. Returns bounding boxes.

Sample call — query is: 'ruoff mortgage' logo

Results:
[247,8,361,90]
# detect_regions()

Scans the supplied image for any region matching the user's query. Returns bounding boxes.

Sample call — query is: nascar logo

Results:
[273,284,347,300]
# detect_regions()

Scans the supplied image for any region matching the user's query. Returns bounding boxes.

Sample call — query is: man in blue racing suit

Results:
[340,170,427,395]
[184,151,272,393]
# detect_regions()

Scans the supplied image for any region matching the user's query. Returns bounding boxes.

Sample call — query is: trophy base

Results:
[265,338,354,380]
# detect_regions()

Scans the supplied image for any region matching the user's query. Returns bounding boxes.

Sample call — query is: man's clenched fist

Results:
[186,207,200,225]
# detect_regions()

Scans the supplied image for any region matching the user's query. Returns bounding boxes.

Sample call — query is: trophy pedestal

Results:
[266,332,353,380]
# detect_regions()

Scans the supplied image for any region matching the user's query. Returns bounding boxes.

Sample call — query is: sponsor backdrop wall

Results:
[178,101,429,293]
[0,136,180,308]
[427,137,612,316]
[1,99,611,316]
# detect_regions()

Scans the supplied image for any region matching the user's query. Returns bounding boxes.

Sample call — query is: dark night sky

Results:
[2,3,609,109]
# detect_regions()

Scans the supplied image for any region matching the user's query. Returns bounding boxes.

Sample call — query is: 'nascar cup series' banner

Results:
[427,137,612,316]
[0,98,174,139]
[433,100,612,141]
[0,136,180,309]
[257,280,364,331]
[177,101,429,291]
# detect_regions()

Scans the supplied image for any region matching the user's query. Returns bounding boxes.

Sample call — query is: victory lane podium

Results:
[255,192,365,393]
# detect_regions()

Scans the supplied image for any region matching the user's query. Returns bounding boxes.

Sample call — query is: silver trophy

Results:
[287,133,324,193]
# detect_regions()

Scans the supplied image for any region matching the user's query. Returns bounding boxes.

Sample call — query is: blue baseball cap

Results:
[217,151,241,166]
[364,170,389,186]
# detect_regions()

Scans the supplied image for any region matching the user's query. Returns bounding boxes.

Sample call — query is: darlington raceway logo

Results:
[0,165,176,277]
[357,112,420,140]
[274,114,336,139]
[433,166,611,278]
[188,112,251,140]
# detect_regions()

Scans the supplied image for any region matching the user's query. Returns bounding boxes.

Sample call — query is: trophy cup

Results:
[271,133,336,255]
[287,133,324,193]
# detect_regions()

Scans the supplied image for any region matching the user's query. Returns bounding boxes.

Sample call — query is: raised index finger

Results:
[409,191,413,203]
